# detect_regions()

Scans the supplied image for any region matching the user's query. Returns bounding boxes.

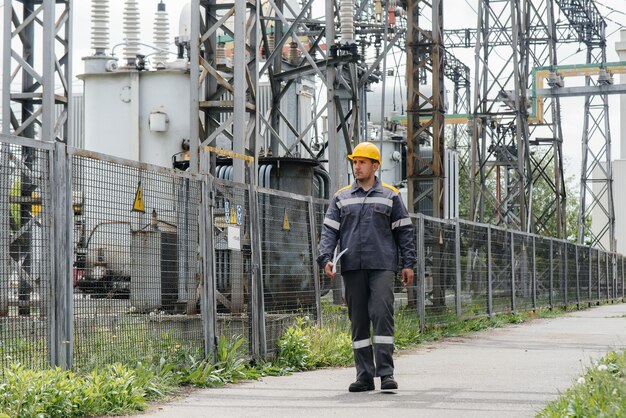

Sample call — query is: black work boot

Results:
[348,378,375,392]
[380,375,398,390]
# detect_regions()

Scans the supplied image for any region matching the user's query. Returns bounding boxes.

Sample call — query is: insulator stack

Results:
[91,0,110,55]
[153,1,170,67]
[339,0,355,44]
[123,0,141,66]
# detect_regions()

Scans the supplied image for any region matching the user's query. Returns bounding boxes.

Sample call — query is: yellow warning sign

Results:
[282,209,290,231]
[132,181,146,213]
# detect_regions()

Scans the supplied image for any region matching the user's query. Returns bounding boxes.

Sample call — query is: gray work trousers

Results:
[342,269,395,380]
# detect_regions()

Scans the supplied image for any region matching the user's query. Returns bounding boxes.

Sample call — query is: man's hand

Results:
[324,262,336,280]
[401,268,414,288]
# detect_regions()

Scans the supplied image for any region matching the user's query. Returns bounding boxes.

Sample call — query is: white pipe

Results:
[123,0,141,66]
[153,1,170,68]
[91,0,110,55]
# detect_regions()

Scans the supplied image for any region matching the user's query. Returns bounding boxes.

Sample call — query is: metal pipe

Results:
[314,167,331,199]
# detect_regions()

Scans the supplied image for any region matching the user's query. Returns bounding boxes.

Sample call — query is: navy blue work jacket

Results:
[317,177,416,273]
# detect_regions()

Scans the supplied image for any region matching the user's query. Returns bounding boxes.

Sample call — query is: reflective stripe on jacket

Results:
[317,177,416,273]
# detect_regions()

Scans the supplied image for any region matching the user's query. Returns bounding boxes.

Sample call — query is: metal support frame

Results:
[2,0,72,319]
[406,0,445,217]
[550,1,615,251]
[2,0,72,141]
[470,0,565,238]
[193,0,259,183]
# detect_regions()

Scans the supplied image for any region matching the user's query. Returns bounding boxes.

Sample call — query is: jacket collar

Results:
[351,176,382,194]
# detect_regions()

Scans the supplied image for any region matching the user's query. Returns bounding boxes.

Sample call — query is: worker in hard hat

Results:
[317,141,416,392]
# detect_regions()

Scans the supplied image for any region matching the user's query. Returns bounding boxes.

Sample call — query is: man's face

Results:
[352,157,379,182]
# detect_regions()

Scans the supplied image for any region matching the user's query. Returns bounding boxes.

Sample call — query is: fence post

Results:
[50,142,73,369]
[620,255,624,302]
[561,243,569,309]
[587,246,593,306]
[417,215,426,332]
[532,235,537,311]
[248,182,266,359]
[621,255,624,302]
[487,225,493,317]
[200,175,217,361]
[455,219,461,319]
[549,240,554,309]
[622,255,624,301]
[575,245,581,308]
[604,252,611,302]
[307,196,322,327]
[510,231,516,313]
[0,144,9,317]
[596,250,602,304]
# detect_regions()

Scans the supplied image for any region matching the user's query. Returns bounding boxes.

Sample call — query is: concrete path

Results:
[128,304,626,418]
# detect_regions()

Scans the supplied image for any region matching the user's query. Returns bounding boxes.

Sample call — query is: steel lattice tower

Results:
[406,0,445,217]
[468,0,566,238]
[554,0,614,251]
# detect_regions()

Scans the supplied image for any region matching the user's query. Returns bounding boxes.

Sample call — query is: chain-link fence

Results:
[0,133,625,374]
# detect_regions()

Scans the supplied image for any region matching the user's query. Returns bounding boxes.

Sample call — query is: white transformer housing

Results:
[79,67,189,168]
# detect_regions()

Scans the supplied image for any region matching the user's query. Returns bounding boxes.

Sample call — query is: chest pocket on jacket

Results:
[373,203,392,218]
[340,204,352,218]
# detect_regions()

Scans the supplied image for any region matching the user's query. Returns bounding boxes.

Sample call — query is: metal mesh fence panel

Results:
[422,217,457,325]
[534,237,552,309]
[566,243,579,306]
[212,178,253,356]
[0,140,52,372]
[313,199,341,309]
[615,254,624,301]
[590,249,600,303]
[551,241,566,308]
[578,246,591,305]
[512,232,534,312]
[609,254,615,301]
[599,251,608,302]
[71,153,202,368]
[490,227,512,314]
[458,221,489,318]
[258,189,317,355]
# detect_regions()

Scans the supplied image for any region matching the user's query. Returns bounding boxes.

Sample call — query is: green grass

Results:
[537,350,626,417]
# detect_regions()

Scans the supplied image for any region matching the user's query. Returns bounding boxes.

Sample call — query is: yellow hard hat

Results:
[347,142,381,165]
